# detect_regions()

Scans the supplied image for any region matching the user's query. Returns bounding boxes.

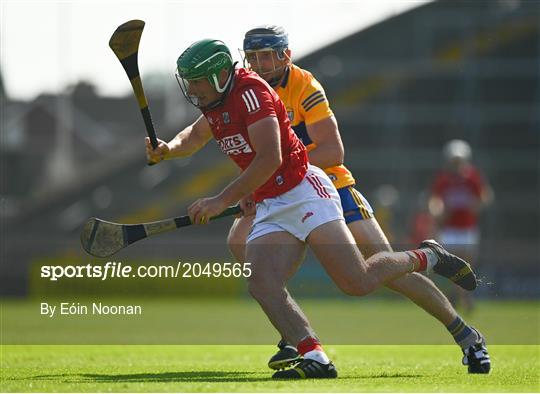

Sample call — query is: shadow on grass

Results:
[27,370,424,383]
[30,371,270,383]
[369,373,423,379]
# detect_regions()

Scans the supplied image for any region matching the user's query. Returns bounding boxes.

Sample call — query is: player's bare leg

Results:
[307,218,488,371]
[229,217,303,368]
[245,231,313,346]
[246,230,338,379]
[229,217,311,341]
[273,218,479,378]
[229,216,303,369]
[350,218,456,325]
[307,220,425,295]
[228,215,254,263]
[349,217,489,373]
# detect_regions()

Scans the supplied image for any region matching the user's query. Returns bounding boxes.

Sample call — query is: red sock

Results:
[297,336,323,356]
[411,250,428,272]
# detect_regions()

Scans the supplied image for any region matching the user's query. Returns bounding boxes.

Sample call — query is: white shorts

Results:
[247,165,344,243]
[440,228,480,246]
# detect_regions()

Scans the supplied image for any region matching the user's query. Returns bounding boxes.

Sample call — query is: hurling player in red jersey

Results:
[232,25,492,374]
[146,39,485,378]
[429,140,494,312]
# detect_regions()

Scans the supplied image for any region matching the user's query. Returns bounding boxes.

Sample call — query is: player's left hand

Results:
[188,196,229,225]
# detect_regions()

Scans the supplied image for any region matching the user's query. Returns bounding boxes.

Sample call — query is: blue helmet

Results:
[243,25,289,56]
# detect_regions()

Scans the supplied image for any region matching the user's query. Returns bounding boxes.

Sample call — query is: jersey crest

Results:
[287,108,294,121]
[222,112,230,124]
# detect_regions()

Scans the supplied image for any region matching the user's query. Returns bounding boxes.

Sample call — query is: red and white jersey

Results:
[203,68,308,202]
[431,164,486,229]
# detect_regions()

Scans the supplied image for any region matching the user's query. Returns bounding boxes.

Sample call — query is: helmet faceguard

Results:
[241,25,290,86]
[176,39,234,108]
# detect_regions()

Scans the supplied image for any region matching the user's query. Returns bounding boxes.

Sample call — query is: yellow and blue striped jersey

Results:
[275,64,355,189]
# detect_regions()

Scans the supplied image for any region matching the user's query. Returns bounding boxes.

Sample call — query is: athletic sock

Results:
[446,315,479,349]
[279,338,297,351]
[297,336,330,365]
[409,249,438,272]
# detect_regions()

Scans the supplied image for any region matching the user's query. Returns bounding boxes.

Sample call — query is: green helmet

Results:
[176,39,233,99]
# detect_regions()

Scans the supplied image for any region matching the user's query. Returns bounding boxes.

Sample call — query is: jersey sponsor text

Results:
[217,133,253,155]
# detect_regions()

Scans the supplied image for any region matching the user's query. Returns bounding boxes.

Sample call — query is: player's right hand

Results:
[145,137,170,164]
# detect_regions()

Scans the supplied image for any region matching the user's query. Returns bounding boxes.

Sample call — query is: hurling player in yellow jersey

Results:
[227,25,490,375]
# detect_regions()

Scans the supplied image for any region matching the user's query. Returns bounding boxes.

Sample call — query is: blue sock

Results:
[446,316,478,348]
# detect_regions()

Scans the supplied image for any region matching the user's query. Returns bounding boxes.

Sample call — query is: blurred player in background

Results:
[227,25,491,374]
[146,38,484,378]
[409,190,437,246]
[429,139,494,312]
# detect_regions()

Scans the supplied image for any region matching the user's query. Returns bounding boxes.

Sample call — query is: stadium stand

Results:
[1,0,538,297]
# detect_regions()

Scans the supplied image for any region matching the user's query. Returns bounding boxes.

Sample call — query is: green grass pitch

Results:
[1,299,539,391]
[2,299,539,344]
[1,344,539,392]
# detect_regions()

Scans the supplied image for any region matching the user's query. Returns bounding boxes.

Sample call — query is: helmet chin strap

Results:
[212,70,233,93]
[267,66,288,88]
[201,70,234,110]
[267,75,282,88]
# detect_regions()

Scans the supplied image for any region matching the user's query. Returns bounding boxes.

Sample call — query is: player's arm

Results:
[218,116,282,205]
[299,75,343,168]
[188,116,282,224]
[428,175,447,224]
[480,183,494,206]
[428,194,445,220]
[306,115,344,169]
[146,115,213,162]
[474,171,494,212]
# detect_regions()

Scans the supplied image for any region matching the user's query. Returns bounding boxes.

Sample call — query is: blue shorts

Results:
[337,185,374,224]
